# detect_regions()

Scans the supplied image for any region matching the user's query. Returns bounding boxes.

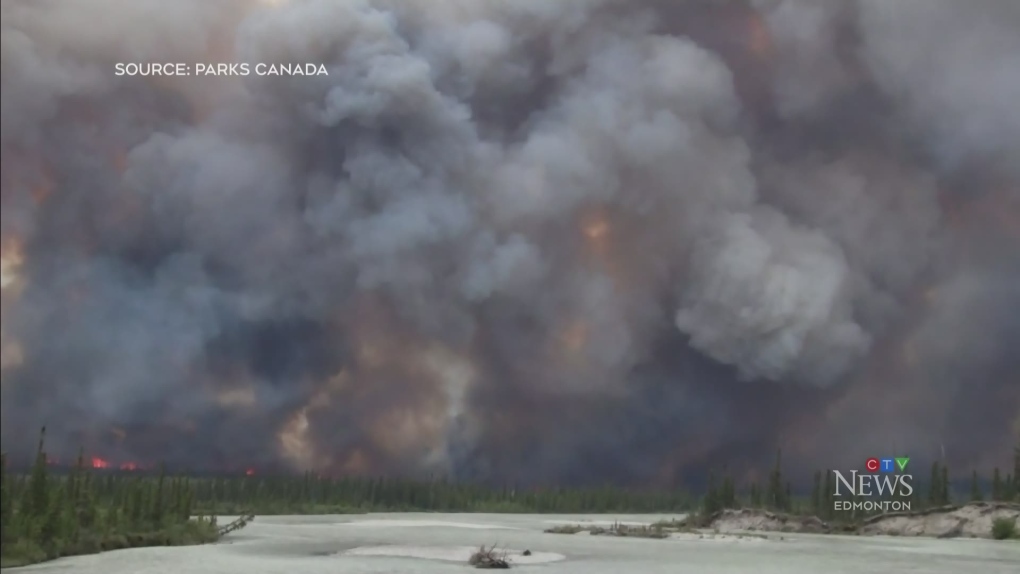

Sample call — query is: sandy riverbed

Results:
[7,513,1019,573]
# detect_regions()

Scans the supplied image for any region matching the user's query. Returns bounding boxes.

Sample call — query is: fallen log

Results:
[217,513,256,537]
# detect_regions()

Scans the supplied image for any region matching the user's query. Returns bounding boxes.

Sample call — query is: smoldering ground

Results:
[1,0,1018,484]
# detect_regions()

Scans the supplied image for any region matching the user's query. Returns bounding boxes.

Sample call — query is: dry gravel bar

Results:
[7,513,1020,573]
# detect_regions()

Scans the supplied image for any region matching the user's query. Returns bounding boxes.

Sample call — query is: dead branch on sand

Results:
[469,543,511,568]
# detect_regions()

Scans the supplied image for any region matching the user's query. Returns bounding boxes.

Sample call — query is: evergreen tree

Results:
[811,471,822,516]
[720,474,736,509]
[992,468,1003,501]
[928,462,941,507]
[822,469,834,520]
[969,470,982,501]
[152,463,166,525]
[1014,443,1020,497]
[767,449,784,511]
[26,428,51,520]
[702,471,721,516]
[1,453,10,548]
[749,483,761,508]
[940,465,950,505]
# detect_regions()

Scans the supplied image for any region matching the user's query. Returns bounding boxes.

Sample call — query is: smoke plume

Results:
[2,0,1018,483]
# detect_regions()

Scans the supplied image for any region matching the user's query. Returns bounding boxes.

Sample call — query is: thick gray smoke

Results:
[1,0,1017,483]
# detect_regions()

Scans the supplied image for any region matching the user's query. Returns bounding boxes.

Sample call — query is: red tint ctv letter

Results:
[865,458,880,472]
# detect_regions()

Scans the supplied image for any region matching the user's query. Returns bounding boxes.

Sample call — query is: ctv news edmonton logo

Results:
[832,457,914,512]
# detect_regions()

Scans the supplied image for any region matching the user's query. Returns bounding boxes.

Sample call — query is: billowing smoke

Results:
[2,0,1017,483]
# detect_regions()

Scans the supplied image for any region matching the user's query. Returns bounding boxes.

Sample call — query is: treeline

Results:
[701,446,1020,523]
[185,476,695,515]
[5,430,1018,566]
[1,429,219,568]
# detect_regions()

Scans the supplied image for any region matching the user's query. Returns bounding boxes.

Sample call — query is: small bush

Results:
[0,539,48,568]
[544,524,586,534]
[991,518,1017,540]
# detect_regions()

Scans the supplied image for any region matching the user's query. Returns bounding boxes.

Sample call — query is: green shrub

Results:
[991,517,1017,540]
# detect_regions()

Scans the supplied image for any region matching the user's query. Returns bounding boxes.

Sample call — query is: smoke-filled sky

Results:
[1,0,1018,484]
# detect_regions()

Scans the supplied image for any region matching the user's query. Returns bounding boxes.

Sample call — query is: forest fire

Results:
[1,0,1017,487]
[86,457,144,471]
[31,177,53,206]
[746,11,774,60]
[0,238,24,290]
[559,321,588,355]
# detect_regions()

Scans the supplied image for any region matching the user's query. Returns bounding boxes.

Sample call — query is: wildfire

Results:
[31,173,53,205]
[0,238,25,290]
[340,449,370,475]
[278,407,315,469]
[245,468,255,476]
[582,216,610,242]
[87,457,142,471]
[0,335,24,372]
[747,11,774,60]
[559,321,588,354]
[112,150,129,174]
[216,386,258,409]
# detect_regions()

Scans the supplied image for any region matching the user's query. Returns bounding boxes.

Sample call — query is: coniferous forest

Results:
[1,429,219,568]
[4,430,1019,566]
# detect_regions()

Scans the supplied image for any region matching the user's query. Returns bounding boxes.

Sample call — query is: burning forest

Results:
[1,0,1018,485]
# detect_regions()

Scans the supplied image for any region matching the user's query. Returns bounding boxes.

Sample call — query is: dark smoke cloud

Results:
[1,0,1017,483]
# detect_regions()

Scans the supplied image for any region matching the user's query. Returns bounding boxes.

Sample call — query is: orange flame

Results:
[31,173,54,205]
[112,150,129,174]
[245,468,255,476]
[91,457,109,469]
[559,321,588,354]
[0,238,25,290]
[582,215,610,242]
[747,12,774,60]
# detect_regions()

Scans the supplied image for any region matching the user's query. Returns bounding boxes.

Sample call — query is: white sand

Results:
[8,513,1020,574]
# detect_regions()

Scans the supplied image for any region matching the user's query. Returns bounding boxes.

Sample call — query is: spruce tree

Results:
[822,470,834,520]
[969,470,982,501]
[928,462,941,507]
[811,471,822,516]
[1,453,10,548]
[1012,443,1020,501]
[702,471,721,516]
[940,465,950,505]
[720,472,736,510]
[26,427,51,520]
[767,449,783,511]
[749,483,761,508]
[153,463,166,526]
[992,468,1003,501]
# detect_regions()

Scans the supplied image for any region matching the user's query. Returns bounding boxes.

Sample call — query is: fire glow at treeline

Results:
[1,0,1018,485]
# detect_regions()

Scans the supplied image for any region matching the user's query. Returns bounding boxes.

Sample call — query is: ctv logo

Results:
[832,457,914,512]
[865,457,910,474]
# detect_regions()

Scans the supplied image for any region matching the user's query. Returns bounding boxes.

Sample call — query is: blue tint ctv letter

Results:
[880,458,895,474]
